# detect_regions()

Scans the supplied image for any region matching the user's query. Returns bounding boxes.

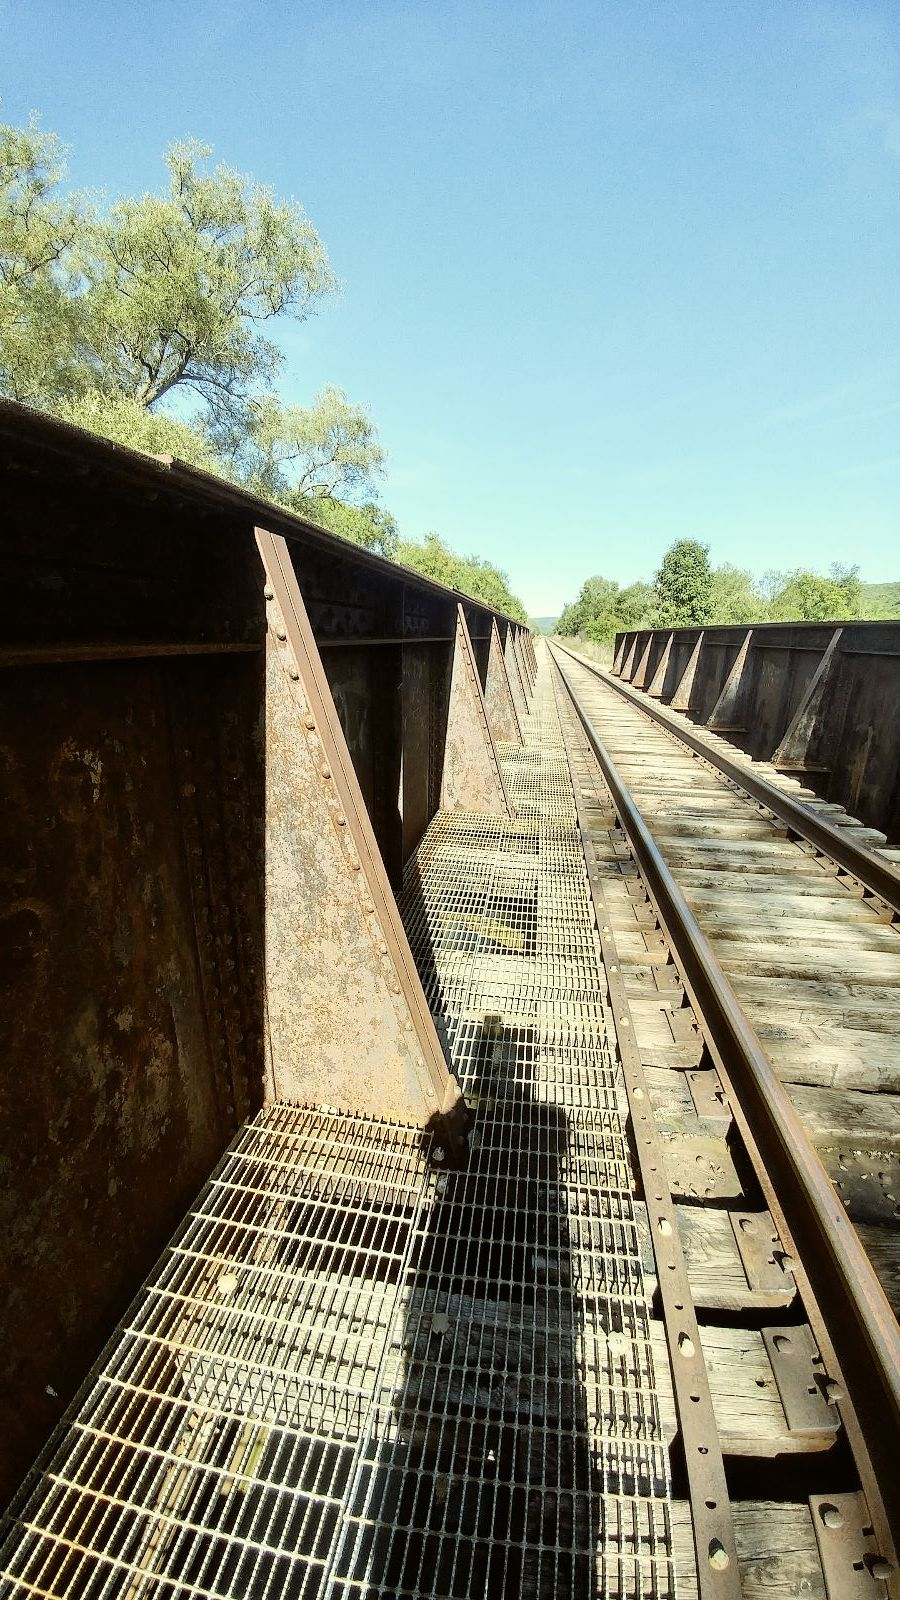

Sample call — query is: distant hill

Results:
[862,582,900,618]
[531,616,560,633]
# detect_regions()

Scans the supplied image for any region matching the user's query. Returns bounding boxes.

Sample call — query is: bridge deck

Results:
[0,658,672,1599]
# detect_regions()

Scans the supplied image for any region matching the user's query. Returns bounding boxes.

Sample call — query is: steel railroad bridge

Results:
[1,401,899,1600]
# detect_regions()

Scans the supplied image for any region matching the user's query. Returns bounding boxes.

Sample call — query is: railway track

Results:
[549,639,900,1596]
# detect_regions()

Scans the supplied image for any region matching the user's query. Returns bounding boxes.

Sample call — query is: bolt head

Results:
[819,1504,844,1530]
[708,1541,730,1572]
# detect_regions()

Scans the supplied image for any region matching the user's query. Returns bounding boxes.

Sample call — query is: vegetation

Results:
[394,533,528,622]
[654,540,713,627]
[0,116,528,617]
[861,582,900,619]
[556,547,886,642]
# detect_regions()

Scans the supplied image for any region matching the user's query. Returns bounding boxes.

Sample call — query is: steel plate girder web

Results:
[552,650,900,1554]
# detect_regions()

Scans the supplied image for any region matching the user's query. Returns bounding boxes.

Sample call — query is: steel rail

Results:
[550,644,900,1555]
[553,640,900,916]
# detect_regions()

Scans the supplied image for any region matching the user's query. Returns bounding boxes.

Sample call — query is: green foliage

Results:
[708,563,761,625]
[79,141,336,421]
[556,574,654,642]
[0,117,85,404]
[54,389,219,469]
[220,387,385,505]
[829,562,862,615]
[654,539,713,627]
[617,581,656,631]
[295,494,398,557]
[395,533,528,621]
[0,127,335,428]
[768,568,858,622]
[861,581,900,619]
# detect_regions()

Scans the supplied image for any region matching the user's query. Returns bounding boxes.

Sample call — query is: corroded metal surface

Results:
[0,652,675,1600]
[484,616,523,745]
[504,625,529,723]
[0,655,264,1509]
[1,404,529,1507]
[440,605,512,819]
[258,529,468,1149]
[610,620,900,847]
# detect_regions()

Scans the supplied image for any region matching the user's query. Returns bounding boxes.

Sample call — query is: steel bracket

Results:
[255,528,469,1157]
[441,604,513,819]
[730,1211,794,1302]
[762,1324,840,1436]
[484,617,523,745]
[809,1493,891,1599]
[687,1067,731,1132]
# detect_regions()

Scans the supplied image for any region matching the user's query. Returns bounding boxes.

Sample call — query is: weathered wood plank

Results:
[649,1324,836,1455]
[637,1204,794,1311]
[670,1501,825,1600]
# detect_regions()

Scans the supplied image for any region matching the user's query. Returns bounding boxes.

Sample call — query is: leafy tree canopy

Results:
[0,118,83,404]
[556,575,655,642]
[218,387,385,506]
[395,533,528,622]
[654,539,713,627]
[295,495,398,558]
[558,551,870,639]
[708,563,758,625]
[81,140,335,420]
[768,567,860,622]
[55,388,219,470]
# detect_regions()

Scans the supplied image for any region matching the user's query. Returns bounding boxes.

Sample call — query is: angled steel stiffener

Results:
[258,529,470,1159]
[441,604,513,818]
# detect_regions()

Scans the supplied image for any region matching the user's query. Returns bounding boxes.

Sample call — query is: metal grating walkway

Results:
[0,649,673,1600]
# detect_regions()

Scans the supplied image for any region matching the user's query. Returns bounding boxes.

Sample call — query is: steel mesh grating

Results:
[0,1109,437,1599]
[0,645,673,1600]
[327,653,674,1598]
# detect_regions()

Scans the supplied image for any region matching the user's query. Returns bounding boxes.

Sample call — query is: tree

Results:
[768,570,856,622]
[654,540,713,627]
[708,563,763,625]
[0,127,337,428]
[830,562,862,615]
[556,574,654,642]
[78,141,335,421]
[219,387,386,505]
[0,118,84,403]
[54,388,218,470]
[395,533,528,621]
[296,495,398,557]
[617,581,656,631]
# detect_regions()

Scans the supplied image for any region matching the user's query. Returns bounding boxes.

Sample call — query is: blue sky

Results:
[3,0,898,614]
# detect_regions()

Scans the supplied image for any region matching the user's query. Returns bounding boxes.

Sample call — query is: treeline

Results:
[0,118,527,622]
[557,539,870,642]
